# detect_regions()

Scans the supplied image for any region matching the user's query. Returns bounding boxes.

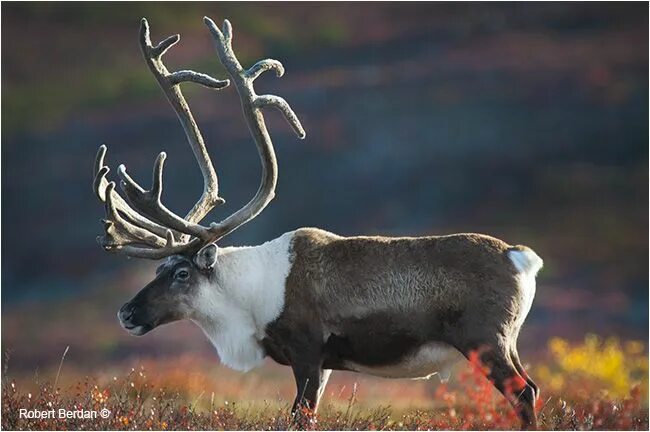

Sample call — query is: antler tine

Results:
[150,34,179,58]
[245,59,285,81]
[93,145,171,238]
[202,17,306,242]
[254,95,306,139]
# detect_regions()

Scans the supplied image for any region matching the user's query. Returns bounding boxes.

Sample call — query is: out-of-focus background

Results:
[2,2,648,410]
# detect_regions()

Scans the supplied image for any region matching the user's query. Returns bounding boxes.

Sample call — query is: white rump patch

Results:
[508,248,543,276]
[508,248,542,328]
[191,231,295,372]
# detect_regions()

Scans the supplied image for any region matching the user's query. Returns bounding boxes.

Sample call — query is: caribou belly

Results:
[344,342,462,380]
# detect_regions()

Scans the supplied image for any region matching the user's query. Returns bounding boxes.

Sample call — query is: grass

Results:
[1,335,647,430]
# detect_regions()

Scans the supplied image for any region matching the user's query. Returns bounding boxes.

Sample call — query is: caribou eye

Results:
[174,269,190,281]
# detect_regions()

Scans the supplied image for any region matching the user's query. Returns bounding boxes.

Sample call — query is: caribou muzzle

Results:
[117,302,154,336]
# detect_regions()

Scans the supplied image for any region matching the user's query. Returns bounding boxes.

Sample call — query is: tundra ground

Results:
[2,336,647,430]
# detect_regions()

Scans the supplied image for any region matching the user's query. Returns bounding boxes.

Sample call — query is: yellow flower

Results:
[545,335,648,398]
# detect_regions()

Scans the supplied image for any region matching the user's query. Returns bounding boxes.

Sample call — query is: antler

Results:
[93,17,305,259]
[93,19,229,258]
[201,17,305,242]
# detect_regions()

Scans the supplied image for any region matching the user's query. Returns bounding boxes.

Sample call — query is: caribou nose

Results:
[118,304,134,323]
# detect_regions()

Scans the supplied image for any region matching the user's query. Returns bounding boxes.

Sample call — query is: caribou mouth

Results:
[123,324,151,336]
[119,314,153,336]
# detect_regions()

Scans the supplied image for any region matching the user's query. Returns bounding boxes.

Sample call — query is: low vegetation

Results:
[2,336,647,430]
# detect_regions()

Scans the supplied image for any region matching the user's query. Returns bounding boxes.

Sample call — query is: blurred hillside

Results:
[1,3,648,374]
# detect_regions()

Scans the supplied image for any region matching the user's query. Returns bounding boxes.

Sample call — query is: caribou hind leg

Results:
[459,342,538,430]
[511,346,540,401]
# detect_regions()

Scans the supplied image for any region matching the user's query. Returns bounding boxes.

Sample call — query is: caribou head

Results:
[94,17,304,336]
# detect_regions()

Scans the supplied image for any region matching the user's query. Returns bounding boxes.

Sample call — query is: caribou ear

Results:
[194,243,218,271]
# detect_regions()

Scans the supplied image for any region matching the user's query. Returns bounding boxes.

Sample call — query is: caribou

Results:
[93,17,543,429]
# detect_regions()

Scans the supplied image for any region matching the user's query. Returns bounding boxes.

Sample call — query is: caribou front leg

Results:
[291,362,330,415]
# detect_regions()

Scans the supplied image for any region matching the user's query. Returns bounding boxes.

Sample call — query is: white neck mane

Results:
[190,231,295,372]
